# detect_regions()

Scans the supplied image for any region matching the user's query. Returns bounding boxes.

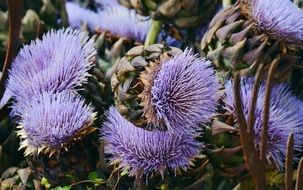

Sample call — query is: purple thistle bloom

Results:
[251,0,303,45]
[223,77,303,171]
[149,49,221,130]
[101,107,202,177]
[66,2,96,29]
[7,27,96,103]
[66,2,150,41]
[17,92,96,156]
[91,5,150,41]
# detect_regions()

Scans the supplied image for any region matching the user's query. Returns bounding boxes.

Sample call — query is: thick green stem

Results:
[144,20,162,47]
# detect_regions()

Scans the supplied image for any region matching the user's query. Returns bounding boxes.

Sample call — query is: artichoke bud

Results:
[21,10,40,41]
[111,44,181,127]
[118,0,220,28]
[39,0,57,26]
[0,11,8,32]
[112,43,221,131]
[201,1,303,81]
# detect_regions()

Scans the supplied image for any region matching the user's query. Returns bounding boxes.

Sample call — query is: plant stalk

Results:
[0,0,23,101]
[144,20,162,47]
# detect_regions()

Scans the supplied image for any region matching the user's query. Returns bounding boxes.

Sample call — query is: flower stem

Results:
[144,20,162,47]
[296,157,303,190]
[285,133,294,190]
[233,73,266,190]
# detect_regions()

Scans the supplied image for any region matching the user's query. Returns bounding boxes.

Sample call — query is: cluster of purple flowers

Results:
[4,0,303,182]
[102,53,303,177]
[7,28,97,155]
[101,49,221,177]
[59,0,303,183]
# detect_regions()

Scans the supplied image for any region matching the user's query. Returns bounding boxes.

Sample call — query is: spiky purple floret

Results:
[224,78,303,171]
[66,2,96,29]
[19,92,95,149]
[251,0,303,44]
[151,49,221,130]
[101,107,202,177]
[7,27,96,103]
[66,2,150,41]
[91,5,150,41]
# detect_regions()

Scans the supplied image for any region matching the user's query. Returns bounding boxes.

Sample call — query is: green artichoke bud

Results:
[201,1,303,81]
[39,0,58,27]
[111,44,182,127]
[82,59,114,115]
[118,0,221,28]
[0,10,8,64]
[0,10,8,32]
[21,10,40,41]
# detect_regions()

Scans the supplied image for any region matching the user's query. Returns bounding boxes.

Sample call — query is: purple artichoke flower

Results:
[251,0,303,45]
[66,2,150,42]
[92,5,150,41]
[224,77,303,171]
[17,92,96,156]
[147,49,221,130]
[65,2,96,29]
[7,27,96,103]
[101,107,202,177]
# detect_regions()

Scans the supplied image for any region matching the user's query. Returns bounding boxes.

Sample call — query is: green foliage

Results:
[87,171,104,186]
[41,177,51,189]
[120,167,129,177]
[51,186,72,190]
